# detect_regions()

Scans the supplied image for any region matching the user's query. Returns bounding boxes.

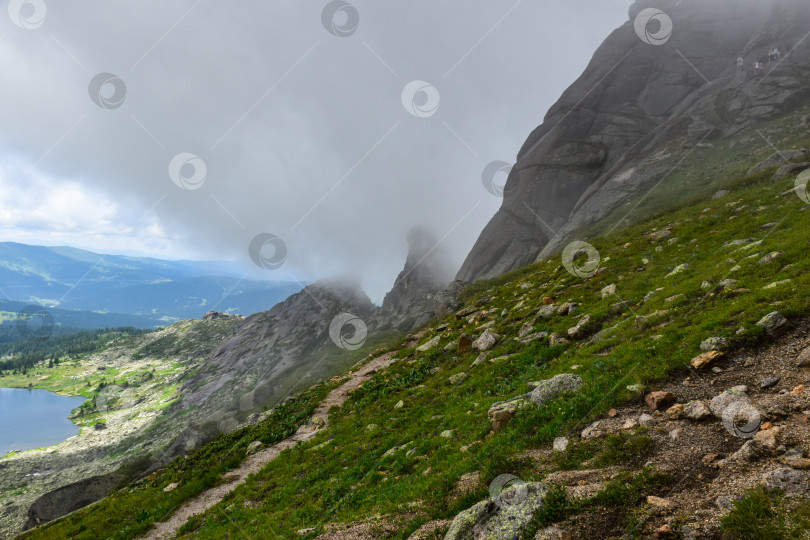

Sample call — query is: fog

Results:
[0,0,628,301]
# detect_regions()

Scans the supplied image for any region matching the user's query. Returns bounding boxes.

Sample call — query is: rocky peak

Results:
[372,227,454,332]
[458,0,810,282]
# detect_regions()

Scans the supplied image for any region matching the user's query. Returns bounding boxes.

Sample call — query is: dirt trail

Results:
[143,351,398,539]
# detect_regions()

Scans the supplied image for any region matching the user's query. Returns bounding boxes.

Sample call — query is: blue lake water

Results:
[0,388,86,456]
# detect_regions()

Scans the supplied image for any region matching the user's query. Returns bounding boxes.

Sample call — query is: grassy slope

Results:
[22,146,810,538]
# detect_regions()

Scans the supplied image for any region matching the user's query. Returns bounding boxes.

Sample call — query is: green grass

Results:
[18,383,333,540]
[19,136,810,538]
[721,487,810,539]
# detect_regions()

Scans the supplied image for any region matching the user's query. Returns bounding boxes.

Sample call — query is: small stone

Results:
[647,495,672,508]
[549,333,569,347]
[758,251,783,265]
[760,377,780,390]
[394,400,405,409]
[472,330,500,351]
[448,373,468,385]
[542,297,554,305]
[683,401,712,421]
[458,334,473,354]
[246,441,263,455]
[622,418,638,430]
[666,404,684,420]
[639,413,654,427]
[691,350,724,369]
[700,337,728,351]
[581,421,602,440]
[297,528,317,536]
[666,263,689,277]
[626,384,645,395]
[601,284,617,298]
[440,430,454,438]
[669,428,683,440]
[530,374,584,406]
[797,347,810,368]
[645,391,676,411]
[417,335,441,352]
[716,496,734,510]
[553,437,569,452]
[756,312,789,337]
[607,408,618,418]
[792,385,806,395]
[163,482,179,492]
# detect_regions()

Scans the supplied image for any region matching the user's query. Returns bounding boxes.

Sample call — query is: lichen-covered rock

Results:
[444,482,549,540]
[530,374,584,407]
[473,330,500,351]
[756,312,789,337]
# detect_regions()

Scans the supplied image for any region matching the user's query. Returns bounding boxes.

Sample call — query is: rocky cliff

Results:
[370,227,454,333]
[458,0,810,282]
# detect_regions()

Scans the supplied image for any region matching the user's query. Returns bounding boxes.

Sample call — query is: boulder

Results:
[756,312,789,337]
[772,162,810,181]
[530,374,584,407]
[762,467,810,496]
[473,330,499,351]
[748,149,810,177]
[444,482,549,540]
[709,387,749,418]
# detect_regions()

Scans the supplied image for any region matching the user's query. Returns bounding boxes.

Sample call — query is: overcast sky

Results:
[0,0,629,301]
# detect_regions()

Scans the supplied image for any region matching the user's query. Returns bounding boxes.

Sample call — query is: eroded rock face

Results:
[458,0,810,282]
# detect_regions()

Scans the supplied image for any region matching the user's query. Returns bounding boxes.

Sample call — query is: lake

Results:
[0,388,86,456]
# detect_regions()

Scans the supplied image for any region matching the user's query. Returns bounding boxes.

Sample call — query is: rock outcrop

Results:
[370,227,454,333]
[458,0,810,282]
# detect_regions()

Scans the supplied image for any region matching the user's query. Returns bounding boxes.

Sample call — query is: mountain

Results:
[458,0,810,281]
[369,227,455,333]
[0,242,301,325]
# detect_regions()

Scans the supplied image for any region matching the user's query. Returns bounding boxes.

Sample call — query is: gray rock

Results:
[709,388,749,418]
[683,401,712,421]
[762,467,810,496]
[748,149,810,177]
[758,251,783,265]
[530,374,584,407]
[712,190,731,199]
[760,377,780,389]
[797,347,810,368]
[700,337,728,351]
[456,2,810,284]
[472,330,500,351]
[444,482,549,540]
[756,311,789,337]
[552,437,569,452]
[246,441,263,455]
[772,162,810,181]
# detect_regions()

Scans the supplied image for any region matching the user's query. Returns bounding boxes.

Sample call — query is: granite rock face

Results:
[458,0,810,282]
